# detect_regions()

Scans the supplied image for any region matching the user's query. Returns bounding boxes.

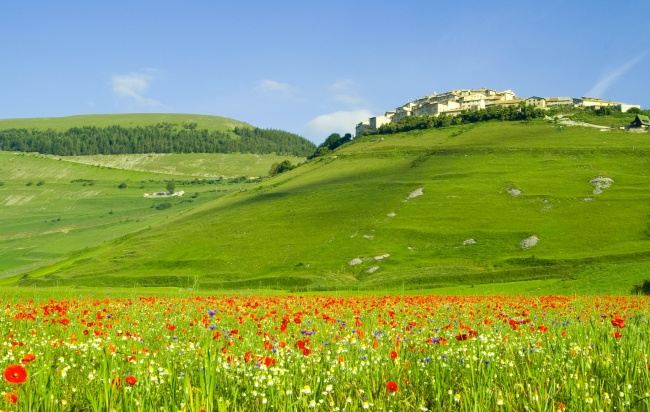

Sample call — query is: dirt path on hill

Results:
[549,115,611,131]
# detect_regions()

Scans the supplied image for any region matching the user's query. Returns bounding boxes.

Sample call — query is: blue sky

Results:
[1,1,649,144]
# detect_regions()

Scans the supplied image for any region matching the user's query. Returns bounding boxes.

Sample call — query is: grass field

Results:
[0,151,306,280]
[0,113,252,132]
[5,119,647,294]
[1,293,649,411]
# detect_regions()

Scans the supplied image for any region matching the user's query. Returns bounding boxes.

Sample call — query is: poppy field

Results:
[2,294,650,411]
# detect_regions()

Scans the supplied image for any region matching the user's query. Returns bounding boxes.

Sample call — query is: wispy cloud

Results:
[303,109,373,142]
[329,79,365,106]
[255,79,300,99]
[586,51,649,97]
[112,69,163,108]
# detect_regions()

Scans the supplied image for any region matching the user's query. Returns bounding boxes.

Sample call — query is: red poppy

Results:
[302,347,311,356]
[390,350,398,359]
[455,333,468,341]
[386,381,399,393]
[612,331,622,339]
[611,317,625,329]
[3,364,28,384]
[4,392,17,404]
[21,353,36,365]
[263,357,276,367]
[125,375,137,386]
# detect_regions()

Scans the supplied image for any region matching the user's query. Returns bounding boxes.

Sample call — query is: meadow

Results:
[1,292,650,411]
[13,119,649,295]
[0,113,251,133]
[0,151,305,281]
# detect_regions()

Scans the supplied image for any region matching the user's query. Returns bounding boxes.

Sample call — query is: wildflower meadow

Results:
[2,294,650,411]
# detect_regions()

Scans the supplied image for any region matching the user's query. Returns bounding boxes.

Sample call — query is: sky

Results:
[1,1,649,144]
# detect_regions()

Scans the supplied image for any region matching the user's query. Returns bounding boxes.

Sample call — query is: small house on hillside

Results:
[631,114,650,128]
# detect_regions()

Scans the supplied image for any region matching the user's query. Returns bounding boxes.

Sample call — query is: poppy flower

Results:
[390,350,398,359]
[611,317,625,329]
[386,381,399,393]
[4,392,17,404]
[125,375,137,386]
[21,353,36,365]
[4,364,28,384]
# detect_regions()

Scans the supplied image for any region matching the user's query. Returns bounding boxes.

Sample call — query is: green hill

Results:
[0,113,316,157]
[0,150,306,280]
[0,113,251,132]
[11,119,650,294]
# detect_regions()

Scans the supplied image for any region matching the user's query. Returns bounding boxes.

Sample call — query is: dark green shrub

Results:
[631,280,650,295]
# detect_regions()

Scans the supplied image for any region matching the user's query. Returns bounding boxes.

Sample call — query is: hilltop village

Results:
[355,88,641,136]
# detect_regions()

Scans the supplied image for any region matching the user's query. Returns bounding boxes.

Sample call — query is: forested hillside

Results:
[0,123,315,157]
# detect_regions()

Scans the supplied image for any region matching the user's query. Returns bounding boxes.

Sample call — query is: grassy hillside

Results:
[12,120,650,294]
[0,113,251,132]
[0,151,305,279]
[55,153,292,178]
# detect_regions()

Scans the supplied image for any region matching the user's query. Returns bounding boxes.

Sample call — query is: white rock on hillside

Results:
[590,177,614,195]
[348,258,363,266]
[407,187,424,200]
[463,238,477,245]
[366,266,380,274]
[508,188,522,197]
[374,254,390,260]
[520,235,539,249]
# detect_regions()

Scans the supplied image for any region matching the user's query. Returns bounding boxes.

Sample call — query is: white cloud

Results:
[329,79,365,106]
[255,79,300,99]
[112,69,163,108]
[586,51,648,97]
[303,109,373,142]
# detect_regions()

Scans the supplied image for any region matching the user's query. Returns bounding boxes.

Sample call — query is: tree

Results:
[631,280,650,295]
[268,160,295,176]
[166,181,176,194]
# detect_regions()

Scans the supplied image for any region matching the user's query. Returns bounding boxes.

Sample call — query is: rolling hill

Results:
[0,113,251,132]
[0,112,313,281]
[11,118,650,294]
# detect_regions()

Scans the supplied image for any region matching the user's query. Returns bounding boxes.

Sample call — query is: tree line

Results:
[368,103,547,136]
[0,123,316,157]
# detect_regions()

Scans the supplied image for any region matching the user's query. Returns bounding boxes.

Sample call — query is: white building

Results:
[355,113,394,136]
[545,97,572,108]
